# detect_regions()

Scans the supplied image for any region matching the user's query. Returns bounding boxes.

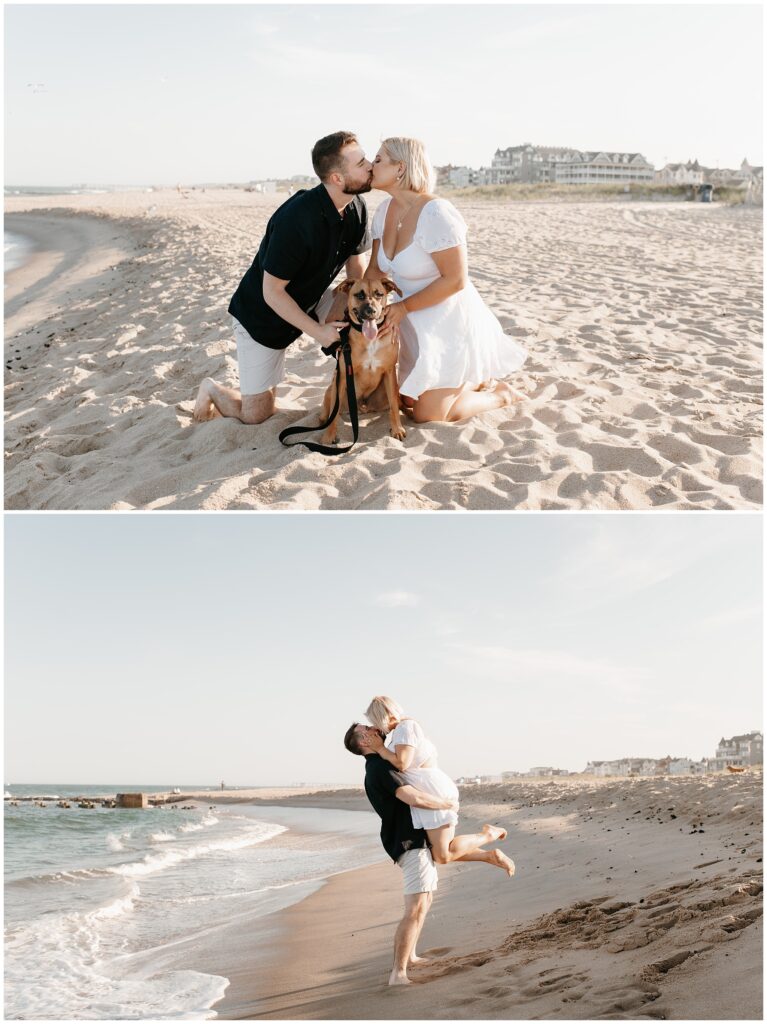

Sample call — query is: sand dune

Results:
[5,190,762,509]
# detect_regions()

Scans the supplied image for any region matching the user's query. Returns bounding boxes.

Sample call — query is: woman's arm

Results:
[363,238,381,280]
[384,244,468,327]
[395,784,457,812]
[367,732,415,771]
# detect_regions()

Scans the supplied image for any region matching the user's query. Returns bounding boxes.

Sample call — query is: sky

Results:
[4,513,762,786]
[4,3,763,185]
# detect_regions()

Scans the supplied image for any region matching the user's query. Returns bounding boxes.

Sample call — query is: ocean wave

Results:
[179,813,219,833]
[150,830,177,843]
[106,831,131,852]
[109,823,286,878]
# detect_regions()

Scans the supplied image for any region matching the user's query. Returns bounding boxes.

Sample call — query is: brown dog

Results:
[319,277,407,445]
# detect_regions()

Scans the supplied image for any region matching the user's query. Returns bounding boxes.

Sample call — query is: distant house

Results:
[501,770,524,780]
[710,732,763,771]
[487,143,580,185]
[554,151,654,185]
[668,758,708,775]
[584,758,664,777]
[654,159,704,185]
[527,766,568,777]
[448,166,481,188]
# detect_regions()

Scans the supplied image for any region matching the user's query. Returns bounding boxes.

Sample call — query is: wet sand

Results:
[175,773,763,1019]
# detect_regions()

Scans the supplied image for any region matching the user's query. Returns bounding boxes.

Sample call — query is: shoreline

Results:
[199,775,762,1020]
[4,192,762,510]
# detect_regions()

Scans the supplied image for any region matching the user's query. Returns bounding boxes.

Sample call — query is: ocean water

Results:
[4,786,380,1019]
[4,232,32,273]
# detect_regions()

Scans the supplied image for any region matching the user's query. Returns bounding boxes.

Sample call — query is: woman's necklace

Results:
[395,199,416,231]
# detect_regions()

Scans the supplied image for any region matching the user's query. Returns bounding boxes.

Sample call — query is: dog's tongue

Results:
[362,319,378,341]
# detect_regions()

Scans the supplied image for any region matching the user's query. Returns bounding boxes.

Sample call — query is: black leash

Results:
[278,324,360,456]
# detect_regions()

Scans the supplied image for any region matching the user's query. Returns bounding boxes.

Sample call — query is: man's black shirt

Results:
[228,185,371,350]
[363,754,429,863]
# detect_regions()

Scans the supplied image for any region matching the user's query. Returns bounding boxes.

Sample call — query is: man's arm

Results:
[395,784,458,812]
[262,271,345,347]
[345,253,368,279]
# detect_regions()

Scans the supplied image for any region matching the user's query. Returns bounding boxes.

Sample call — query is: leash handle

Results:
[278,335,360,456]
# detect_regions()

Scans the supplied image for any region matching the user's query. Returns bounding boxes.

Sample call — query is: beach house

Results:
[710,731,763,771]
[654,159,705,185]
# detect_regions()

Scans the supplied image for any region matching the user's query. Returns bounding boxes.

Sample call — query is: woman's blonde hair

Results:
[381,137,435,195]
[365,695,405,733]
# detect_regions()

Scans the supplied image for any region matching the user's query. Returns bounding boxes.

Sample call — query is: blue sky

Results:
[4,4,763,185]
[4,513,762,784]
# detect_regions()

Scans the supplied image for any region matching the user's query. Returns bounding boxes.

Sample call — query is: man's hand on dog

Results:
[313,321,348,347]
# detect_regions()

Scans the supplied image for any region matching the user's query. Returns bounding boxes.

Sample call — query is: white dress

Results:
[372,196,528,399]
[388,719,459,830]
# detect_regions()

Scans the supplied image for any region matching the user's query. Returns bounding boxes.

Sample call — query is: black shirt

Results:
[363,754,430,863]
[228,185,372,350]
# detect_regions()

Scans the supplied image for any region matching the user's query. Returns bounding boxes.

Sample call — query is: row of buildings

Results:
[437,143,763,190]
[457,731,762,783]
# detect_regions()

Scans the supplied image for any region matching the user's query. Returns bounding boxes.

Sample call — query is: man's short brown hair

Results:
[312,131,358,182]
[344,722,365,755]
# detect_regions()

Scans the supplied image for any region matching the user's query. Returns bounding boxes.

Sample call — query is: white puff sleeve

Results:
[391,719,422,747]
[415,199,467,253]
[371,198,391,241]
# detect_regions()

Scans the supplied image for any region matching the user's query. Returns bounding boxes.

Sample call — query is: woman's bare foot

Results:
[408,954,430,966]
[482,824,508,842]
[490,849,516,876]
[193,378,216,422]
[388,969,412,986]
[488,380,526,406]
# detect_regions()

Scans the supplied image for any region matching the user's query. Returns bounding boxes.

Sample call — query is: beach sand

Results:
[5,190,762,510]
[179,773,762,1020]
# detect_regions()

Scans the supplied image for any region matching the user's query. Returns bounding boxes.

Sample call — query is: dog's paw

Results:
[390,426,407,441]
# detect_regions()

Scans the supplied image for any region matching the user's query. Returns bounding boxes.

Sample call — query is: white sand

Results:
[5,189,762,509]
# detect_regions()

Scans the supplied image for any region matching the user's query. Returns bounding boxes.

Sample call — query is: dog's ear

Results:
[381,278,403,298]
[336,279,357,294]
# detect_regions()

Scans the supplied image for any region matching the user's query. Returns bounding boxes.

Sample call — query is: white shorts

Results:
[231,286,336,396]
[232,318,286,396]
[397,847,438,896]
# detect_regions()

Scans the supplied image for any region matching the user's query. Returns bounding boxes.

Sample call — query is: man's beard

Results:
[342,177,373,195]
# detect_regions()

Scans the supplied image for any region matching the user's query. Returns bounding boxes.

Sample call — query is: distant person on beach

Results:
[193,130,384,425]
[344,718,511,986]
[365,695,515,875]
[367,137,528,423]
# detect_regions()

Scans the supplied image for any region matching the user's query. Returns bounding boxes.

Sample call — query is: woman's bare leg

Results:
[409,381,524,424]
[455,848,516,876]
[427,823,508,864]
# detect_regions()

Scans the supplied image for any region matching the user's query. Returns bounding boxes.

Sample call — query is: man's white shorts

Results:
[231,286,337,396]
[231,318,286,396]
[397,847,438,895]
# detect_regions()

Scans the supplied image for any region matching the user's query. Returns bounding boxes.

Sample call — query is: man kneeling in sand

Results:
[194,130,391,425]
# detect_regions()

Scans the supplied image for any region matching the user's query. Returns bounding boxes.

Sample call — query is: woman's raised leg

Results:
[427,823,508,864]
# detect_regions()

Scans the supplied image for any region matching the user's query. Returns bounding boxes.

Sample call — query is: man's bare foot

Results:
[408,954,430,966]
[482,823,508,842]
[491,849,516,876]
[388,969,412,986]
[193,378,216,422]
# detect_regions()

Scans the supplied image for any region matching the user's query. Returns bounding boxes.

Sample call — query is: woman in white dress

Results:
[365,696,515,875]
[367,137,528,424]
